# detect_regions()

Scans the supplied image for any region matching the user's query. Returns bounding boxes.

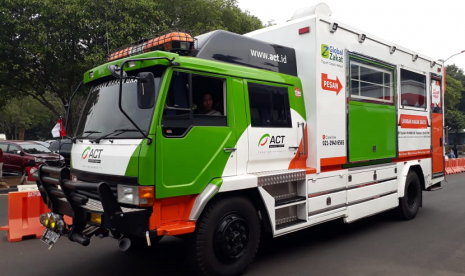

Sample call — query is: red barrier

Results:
[0,191,71,242]
[445,158,465,175]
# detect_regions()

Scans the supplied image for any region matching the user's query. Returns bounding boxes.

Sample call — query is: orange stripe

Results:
[321,156,347,166]
[289,124,317,175]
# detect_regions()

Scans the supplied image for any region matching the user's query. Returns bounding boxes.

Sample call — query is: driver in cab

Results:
[199,93,221,116]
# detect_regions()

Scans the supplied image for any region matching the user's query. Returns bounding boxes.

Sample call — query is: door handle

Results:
[298,122,307,156]
[223,148,237,152]
[289,146,299,150]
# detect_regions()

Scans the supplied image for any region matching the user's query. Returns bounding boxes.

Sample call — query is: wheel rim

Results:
[213,213,249,262]
[407,181,418,209]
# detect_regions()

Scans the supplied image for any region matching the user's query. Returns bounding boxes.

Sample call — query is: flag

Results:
[51,118,66,138]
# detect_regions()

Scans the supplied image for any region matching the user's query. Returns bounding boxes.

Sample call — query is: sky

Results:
[237,0,465,71]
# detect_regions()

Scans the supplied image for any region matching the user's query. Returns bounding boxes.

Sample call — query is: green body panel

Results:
[348,101,396,162]
[125,146,141,177]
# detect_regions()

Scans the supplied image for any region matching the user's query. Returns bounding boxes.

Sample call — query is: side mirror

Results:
[137,72,156,109]
[17,150,23,156]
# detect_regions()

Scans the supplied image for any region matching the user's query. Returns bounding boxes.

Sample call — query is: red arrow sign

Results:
[321,73,343,95]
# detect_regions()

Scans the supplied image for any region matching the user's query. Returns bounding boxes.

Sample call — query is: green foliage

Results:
[158,0,263,35]
[446,64,465,85]
[0,94,62,140]
[444,75,463,110]
[445,109,465,130]
[445,65,465,130]
[0,0,266,138]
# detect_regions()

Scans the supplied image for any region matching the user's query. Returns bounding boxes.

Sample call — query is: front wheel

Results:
[187,196,261,276]
[397,171,422,220]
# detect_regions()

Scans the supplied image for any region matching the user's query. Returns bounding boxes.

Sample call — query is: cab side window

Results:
[162,71,227,137]
[247,82,292,128]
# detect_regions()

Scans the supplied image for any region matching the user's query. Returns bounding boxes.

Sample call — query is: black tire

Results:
[187,196,261,276]
[397,171,422,220]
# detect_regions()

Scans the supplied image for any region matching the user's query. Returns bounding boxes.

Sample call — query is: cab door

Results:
[431,74,444,177]
[244,80,302,173]
[156,70,239,198]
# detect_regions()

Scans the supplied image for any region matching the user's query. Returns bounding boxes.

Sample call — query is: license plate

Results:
[41,228,61,248]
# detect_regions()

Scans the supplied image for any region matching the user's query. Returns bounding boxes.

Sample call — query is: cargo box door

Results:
[347,56,397,162]
[431,74,444,177]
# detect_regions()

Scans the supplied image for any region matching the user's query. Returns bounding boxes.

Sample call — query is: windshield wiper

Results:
[72,130,102,143]
[90,129,143,144]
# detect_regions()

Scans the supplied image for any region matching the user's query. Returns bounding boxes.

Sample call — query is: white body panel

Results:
[246,109,305,173]
[71,139,141,175]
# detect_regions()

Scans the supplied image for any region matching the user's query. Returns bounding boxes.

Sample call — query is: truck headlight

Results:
[35,157,45,163]
[117,185,139,205]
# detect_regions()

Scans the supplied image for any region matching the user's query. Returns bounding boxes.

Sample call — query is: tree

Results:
[444,72,465,131]
[0,0,265,137]
[157,0,263,36]
[0,94,62,140]
[444,75,463,110]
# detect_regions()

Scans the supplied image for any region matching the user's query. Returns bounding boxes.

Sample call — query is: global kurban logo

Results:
[258,134,285,148]
[82,147,103,163]
[321,44,343,62]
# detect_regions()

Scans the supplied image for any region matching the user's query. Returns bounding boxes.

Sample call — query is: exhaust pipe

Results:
[118,237,132,251]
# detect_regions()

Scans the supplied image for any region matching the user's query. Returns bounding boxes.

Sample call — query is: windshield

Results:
[77,74,162,139]
[21,144,52,154]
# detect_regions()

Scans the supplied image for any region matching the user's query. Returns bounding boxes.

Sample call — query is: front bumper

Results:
[34,165,150,246]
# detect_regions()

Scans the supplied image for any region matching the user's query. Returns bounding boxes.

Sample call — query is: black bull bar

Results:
[33,165,150,246]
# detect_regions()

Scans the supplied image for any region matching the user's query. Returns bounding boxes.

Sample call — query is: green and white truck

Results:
[35,4,445,276]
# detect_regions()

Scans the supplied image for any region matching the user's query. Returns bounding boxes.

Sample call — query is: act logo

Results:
[258,134,285,148]
[321,44,329,59]
[258,134,270,147]
[82,146,103,163]
[82,146,91,160]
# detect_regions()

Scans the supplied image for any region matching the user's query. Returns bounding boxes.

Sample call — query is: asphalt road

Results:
[1,174,465,276]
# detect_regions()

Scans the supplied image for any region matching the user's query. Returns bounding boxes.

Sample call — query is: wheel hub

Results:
[214,214,249,261]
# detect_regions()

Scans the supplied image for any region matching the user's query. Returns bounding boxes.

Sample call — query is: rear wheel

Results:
[397,171,422,220]
[187,196,261,276]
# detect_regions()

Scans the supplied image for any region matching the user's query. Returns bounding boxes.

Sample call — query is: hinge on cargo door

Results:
[373,145,377,153]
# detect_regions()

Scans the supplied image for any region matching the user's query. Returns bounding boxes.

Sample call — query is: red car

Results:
[0,141,65,174]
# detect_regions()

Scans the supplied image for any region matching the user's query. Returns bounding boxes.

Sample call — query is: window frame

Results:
[400,68,427,111]
[349,58,395,105]
[160,69,229,138]
[246,80,293,128]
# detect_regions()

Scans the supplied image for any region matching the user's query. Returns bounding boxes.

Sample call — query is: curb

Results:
[0,187,19,194]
